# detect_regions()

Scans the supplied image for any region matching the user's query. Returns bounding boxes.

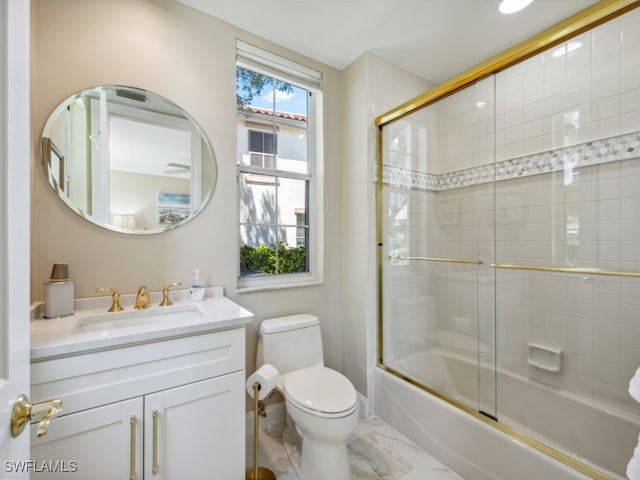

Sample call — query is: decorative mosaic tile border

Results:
[382,130,640,191]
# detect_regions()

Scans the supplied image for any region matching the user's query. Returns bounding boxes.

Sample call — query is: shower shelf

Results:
[528,343,562,373]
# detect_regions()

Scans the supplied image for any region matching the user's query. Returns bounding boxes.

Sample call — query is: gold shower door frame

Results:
[375,1,640,479]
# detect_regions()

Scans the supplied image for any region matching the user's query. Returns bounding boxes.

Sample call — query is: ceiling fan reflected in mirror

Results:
[163,162,191,176]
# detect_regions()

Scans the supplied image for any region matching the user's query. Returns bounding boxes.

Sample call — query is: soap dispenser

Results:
[190,269,205,301]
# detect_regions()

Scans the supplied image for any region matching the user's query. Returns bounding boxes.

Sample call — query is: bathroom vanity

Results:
[29,287,252,479]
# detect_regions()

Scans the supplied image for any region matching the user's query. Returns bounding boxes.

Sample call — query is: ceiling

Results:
[176,0,600,85]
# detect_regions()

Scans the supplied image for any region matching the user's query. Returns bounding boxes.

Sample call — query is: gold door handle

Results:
[152,409,159,475]
[11,394,62,438]
[130,415,136,480]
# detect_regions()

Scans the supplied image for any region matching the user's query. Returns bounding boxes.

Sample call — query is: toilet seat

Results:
[284,366,357,418]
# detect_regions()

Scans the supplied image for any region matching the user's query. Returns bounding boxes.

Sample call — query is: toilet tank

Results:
[257,314,324,375]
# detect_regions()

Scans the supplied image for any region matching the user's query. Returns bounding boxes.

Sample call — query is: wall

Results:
[341,51,432,402]
[31,0,345,401]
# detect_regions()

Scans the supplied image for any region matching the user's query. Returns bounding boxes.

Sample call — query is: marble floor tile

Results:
[247,416,463,480]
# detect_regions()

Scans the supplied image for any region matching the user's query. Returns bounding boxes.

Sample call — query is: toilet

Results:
[257,314,359,480]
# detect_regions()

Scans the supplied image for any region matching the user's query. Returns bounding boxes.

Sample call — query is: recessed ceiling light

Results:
[499,0,534,14]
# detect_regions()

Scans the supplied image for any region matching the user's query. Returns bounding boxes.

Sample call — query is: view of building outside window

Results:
[236,66,310,277]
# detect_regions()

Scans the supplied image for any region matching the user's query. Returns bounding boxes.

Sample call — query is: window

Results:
[236,41,323,290]
[248,130,276,169]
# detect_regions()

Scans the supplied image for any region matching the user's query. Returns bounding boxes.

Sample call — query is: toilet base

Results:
[300,436,351,480]
[282,413,354,480]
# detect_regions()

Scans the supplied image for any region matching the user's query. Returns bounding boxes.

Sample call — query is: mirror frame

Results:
[41,85,217,235]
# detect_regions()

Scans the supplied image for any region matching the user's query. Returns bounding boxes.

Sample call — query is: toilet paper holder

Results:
[246,381,277,480]
[257,396,273,418]
[246,364,279,480]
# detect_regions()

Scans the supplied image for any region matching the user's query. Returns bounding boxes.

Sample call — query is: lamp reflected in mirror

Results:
[111,213,136,230]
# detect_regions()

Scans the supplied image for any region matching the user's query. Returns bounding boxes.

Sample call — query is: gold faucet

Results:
[159,282,182,306]
[134,286,151,309]
[96,288,124,312]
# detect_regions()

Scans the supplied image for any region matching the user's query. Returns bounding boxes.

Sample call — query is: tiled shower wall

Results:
[382,7,640,414]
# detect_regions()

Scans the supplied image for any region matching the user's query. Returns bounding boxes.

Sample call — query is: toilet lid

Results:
[284,366,356,415]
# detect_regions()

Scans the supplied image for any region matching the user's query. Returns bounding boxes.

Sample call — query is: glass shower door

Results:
[380,76,497,417]
[378,5,640,478]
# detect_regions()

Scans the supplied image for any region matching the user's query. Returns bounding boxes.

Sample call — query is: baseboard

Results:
[357,391,368,417]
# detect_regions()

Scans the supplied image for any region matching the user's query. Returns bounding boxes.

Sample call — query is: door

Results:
[144,372,245,480]
[0,0,31,477]
[30,398,144,480]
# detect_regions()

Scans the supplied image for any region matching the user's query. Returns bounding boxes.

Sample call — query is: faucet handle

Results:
[159,282,182,306]
[96,288,124,312]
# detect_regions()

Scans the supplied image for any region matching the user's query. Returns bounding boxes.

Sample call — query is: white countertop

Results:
[30,286,253,362]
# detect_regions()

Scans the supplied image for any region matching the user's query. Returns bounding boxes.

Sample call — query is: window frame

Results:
[236,42,324,292]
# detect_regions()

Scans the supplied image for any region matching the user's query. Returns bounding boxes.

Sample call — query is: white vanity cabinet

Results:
[30,327,246,479]
[143,372,244,479]
[31,397,144,479]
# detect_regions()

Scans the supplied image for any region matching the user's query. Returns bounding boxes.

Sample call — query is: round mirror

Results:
[41,86,217,234]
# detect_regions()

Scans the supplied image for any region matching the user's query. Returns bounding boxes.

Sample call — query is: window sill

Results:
[237,273,322,293]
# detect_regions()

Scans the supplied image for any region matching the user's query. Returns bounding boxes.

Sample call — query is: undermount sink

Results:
[31,286,255,362]
[72,304,204,333]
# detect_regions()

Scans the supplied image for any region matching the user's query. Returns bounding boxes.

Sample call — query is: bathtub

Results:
[376,349,640,479]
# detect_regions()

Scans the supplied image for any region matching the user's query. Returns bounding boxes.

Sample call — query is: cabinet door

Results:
[144,371,245,480]
[31,397,143,479]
